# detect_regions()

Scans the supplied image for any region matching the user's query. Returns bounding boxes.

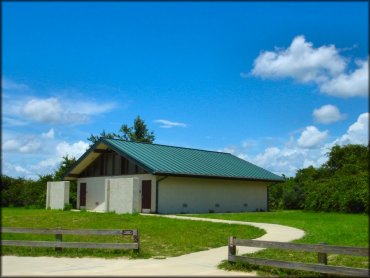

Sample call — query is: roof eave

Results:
[153,172,284,182]
[61,139,103,180]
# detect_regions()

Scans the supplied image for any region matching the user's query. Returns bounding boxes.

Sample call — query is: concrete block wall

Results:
[77,174,156,212]
[105,177,141,213]
[46,181,70,210]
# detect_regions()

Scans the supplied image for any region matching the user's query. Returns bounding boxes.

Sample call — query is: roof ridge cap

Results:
[103,138,230,154]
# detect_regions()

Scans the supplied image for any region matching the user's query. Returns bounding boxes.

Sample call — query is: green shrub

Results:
[63,204,73,211]
[269,144,368,214]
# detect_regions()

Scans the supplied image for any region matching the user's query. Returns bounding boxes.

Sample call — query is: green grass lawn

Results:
[1,208,264,259]
[186,210,369,277]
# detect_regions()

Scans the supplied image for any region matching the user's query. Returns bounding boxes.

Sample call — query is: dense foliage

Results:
[269,144,369,213]
[1,156,77,209]
[88,115,155,145]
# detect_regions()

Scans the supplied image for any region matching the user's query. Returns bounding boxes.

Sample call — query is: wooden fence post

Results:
[55,227,62,252]
[318,242,328,265]
[133,229,139,253]
[228,236,236,257]
[318,241,328,277]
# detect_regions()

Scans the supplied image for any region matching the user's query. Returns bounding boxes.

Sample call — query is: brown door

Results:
[80,183,86,207]
[142,180,152,210]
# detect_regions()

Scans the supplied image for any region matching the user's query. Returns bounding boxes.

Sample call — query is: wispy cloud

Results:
[2,78,30,91]
[3,162,33,177]
[67,100,116,115]
[41,128,55,139]
[3,79,117,125]
[3,138,42,153]
[249,35,368,98]
[155,119,187,128]
[20,97,89,124]
[3,117,28,127]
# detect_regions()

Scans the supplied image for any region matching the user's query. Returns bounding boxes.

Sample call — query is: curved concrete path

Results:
[2,214,304,276]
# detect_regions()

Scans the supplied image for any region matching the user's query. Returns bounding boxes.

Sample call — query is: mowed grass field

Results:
[187,211,368,276]
[1,208,264,259]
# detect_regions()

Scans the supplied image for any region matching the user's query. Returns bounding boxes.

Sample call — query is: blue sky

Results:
[2,2,368,178]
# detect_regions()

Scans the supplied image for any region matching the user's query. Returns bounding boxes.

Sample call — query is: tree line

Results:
[1,156,77,209]
[1,115,368,213]
[268,144,369,213]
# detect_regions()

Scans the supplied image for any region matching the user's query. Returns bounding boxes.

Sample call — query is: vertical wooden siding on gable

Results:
[80,151,147,177]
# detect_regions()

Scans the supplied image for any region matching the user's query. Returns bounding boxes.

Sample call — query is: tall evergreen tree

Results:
[87,116,155,145]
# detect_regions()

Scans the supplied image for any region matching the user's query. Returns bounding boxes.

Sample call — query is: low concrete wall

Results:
[105,177,141,213]
[46,181,70,210]
[158,177,268,214]
[77,174,156,212]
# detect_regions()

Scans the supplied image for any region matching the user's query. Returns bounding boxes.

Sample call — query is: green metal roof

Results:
[100,138,283,182]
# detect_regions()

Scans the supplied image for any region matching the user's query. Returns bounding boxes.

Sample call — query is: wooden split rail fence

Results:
[2,227,139,252]
[228,237,369,277]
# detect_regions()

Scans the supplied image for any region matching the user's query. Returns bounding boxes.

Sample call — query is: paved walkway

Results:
[2,214,305,276]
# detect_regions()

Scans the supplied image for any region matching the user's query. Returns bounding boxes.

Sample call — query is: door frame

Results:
[141,180,152,212]
[79,183,87,209]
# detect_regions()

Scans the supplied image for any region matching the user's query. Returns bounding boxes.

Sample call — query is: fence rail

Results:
[2,227,135,236]
[228,237,369,277]
[2,227,139,252]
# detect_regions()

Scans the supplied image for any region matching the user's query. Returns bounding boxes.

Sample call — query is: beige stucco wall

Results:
[77,174,156,212]
[46,181,70,210]
[158,177,268,214]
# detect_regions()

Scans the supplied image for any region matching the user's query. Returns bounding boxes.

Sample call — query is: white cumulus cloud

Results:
[250,35,368,98]
[313,104,346,124]
[221,144,325,177]
[56,141,89,158]
[251,35,346,83]
[221,113,368,177]
[253,146,324,177]
[297,126,328,148]
[31,140,90,174]
[335,113,369,145]
[319,59,369,98]
[155,119,187,128]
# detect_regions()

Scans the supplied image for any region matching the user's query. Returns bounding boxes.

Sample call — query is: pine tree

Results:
[87,116,155,145]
